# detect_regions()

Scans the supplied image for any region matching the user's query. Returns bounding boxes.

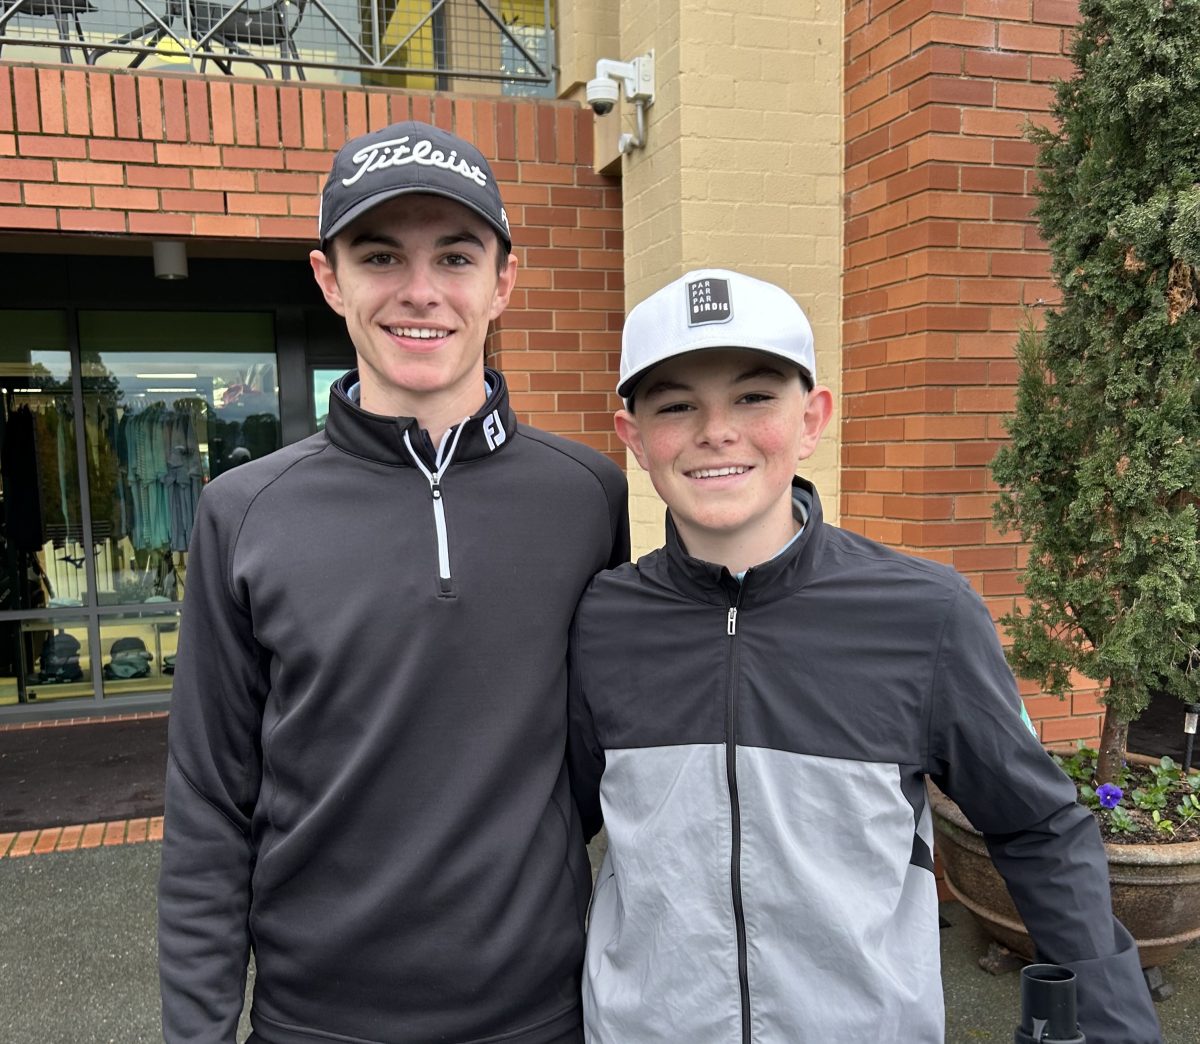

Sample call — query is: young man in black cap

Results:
[158,121,629,1044]
[568,269,1160,1043]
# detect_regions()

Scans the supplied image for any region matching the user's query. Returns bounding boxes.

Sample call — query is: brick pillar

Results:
[611,0,844,556]
[842,2,1103,742]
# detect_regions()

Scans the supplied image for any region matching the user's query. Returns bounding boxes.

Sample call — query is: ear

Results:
[310,249,346,317]
[795,385,835,461]
[614,408,650,471]
[489,252,519,321]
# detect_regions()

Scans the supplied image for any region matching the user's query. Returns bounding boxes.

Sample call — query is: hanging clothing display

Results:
[121,402,205,553]
[31,403,78,545]
[86,395,124,542]
[163,408,204,552]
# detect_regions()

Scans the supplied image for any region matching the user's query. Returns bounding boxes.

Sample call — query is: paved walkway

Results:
[1,837,1196,1042]
[0,841,255,1043]
[2,774,1197,1043]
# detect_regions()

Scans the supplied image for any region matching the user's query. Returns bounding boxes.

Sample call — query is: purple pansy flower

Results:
[1096,783,1123,809]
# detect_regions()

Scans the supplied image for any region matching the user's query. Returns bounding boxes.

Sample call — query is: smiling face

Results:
[309,193,517,440]
[615,349,833,574]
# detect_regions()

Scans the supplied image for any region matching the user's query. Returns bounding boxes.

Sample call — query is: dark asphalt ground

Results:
[0,842,1195,1043]
[0,717,167,832]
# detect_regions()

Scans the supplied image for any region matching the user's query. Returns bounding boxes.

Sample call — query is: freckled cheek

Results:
[746,419,797,458]
[641,430,689,470]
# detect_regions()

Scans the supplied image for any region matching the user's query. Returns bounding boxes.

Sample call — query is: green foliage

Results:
[1056,744,1110,786]
[1108,804,1139,833]
[1052,746,1200,835]
[1131,756,1189,811]
[993,0,1200,743]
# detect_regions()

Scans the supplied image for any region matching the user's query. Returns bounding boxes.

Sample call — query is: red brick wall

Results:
[842,2,1104,743]
[0,65,625,464]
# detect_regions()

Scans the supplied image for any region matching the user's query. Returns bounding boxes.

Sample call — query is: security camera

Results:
[586,76,620,116]
[587,53,656,118]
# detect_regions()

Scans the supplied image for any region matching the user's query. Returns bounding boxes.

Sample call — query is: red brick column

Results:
[0,66,625,464]
[842,1,1104,742]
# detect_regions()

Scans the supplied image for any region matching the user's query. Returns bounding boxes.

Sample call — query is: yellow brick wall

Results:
[558,0,621,93]
[563,0,843,558]
[620,0,843,557]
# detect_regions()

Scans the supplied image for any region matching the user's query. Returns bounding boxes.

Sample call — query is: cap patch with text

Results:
[687,277,733,327]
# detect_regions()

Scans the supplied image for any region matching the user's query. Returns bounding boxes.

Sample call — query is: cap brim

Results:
[321,185,512,252]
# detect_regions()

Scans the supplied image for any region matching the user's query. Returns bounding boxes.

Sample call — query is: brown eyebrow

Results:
[732,365,791,384]
[639,365,792,402]
[346,230,487,252]
[436,231,488,251]
[637,377,691,401]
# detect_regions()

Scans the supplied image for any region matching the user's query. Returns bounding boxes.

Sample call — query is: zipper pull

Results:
[727,607,737,635]
[430,476,442,500]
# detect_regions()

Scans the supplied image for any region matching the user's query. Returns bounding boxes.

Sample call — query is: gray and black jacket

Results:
[568,479,1160,1044]
[159,369,629,1044]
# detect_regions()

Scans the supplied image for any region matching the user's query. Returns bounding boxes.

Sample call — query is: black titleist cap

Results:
[318,120,511,252]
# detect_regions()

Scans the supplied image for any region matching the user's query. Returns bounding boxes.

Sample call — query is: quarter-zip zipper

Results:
[723,586,752,1043]
[403,422,468,595]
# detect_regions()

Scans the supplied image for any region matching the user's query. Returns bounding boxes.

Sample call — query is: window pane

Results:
[312,368,344,431]
[79,311,279,608]
[98,611,179,699]
[0,617,93,707]
[0,312,89,612]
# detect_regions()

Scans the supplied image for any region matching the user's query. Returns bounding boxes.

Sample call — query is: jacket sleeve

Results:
[568,607,606,842]
[928,581,1162,1044]
[158,482,270,1043]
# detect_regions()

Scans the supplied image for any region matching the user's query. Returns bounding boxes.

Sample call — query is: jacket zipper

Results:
[724,589,752,1043]
[403,423,467,595]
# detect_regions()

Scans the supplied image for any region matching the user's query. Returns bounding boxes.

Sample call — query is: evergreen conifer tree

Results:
[992,0,1200,784]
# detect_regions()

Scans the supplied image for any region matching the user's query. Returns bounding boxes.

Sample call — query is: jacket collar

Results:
[323,367,517,468]
[660,477,827,607]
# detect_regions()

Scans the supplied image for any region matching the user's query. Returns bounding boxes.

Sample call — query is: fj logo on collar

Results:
[687,278,732,326]
[483,410,507,451]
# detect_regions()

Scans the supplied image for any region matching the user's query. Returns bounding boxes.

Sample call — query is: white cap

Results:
[618,268,816,403]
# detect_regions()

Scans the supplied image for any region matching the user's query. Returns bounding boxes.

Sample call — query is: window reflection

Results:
[0,309,279,707]
[80,311,279,608]
[312,368,345,431]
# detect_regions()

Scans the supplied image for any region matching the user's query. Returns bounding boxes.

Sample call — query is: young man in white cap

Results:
[158,121,628,1044]
[567,269,1160,1043]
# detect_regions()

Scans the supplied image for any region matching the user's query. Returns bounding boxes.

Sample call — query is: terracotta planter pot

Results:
[929,771,1200,968]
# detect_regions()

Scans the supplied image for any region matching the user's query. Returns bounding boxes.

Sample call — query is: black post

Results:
[1014,964,1085,1044]
[1183,702,1199,774]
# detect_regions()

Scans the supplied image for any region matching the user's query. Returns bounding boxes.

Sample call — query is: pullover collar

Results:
[661,477,827,607]
[324,367,517,469]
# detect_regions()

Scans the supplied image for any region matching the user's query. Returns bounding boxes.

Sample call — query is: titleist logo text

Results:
[342,136,489,188]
